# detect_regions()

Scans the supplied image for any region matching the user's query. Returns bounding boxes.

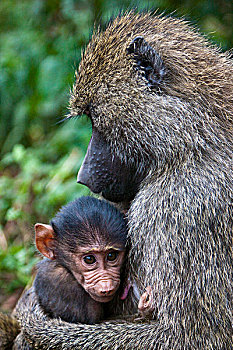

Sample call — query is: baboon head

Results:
[68,12,232,204]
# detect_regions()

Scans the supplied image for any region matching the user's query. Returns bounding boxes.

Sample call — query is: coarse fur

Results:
[13,11,233,349]
[0,313,20,350]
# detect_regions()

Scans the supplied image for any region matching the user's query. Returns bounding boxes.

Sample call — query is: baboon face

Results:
[77,128,145,203]
[72,34,166,203]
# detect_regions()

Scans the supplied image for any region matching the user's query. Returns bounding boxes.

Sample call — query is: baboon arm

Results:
[0,312,20,349]
[15,288,166,350]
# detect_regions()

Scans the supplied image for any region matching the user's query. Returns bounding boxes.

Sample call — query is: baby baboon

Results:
[13,11,233,350]
[34,196,128,324]
[34,196,152,324]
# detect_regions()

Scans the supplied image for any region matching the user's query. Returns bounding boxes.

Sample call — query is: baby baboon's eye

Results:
[107,251,118,261]
[83,255,96,264]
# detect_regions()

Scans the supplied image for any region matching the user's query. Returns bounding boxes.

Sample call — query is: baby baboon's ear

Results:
[127,36,165,88]
[35,223,56,260]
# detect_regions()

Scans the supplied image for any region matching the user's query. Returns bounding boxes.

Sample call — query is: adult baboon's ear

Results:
[127,36,165,88]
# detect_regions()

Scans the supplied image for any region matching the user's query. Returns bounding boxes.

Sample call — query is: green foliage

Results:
[0,117,91,295]
[0,245,38,292]
[0,0,232,299]
[0,118,91,233]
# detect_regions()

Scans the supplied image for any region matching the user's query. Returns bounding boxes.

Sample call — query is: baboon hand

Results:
[138,286,154,318]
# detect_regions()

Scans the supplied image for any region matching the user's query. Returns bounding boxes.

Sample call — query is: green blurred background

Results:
[0,0,232,311]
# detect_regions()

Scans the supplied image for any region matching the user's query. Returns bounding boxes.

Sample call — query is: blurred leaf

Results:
[6,208,23,221]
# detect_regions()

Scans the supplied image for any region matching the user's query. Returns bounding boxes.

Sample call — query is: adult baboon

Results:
[13,11,233,350]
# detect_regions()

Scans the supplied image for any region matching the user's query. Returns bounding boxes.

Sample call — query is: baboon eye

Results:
[83,255,96,264]
[107,251,118,261]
